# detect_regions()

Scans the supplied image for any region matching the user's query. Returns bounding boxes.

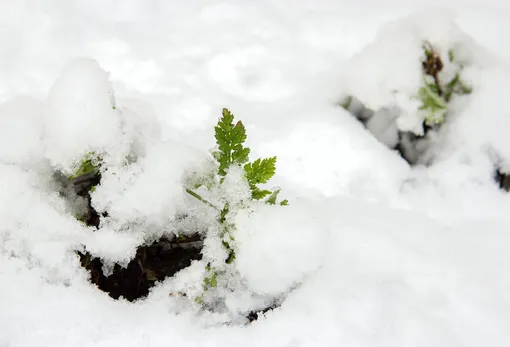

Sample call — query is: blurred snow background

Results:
[1,0,510,346]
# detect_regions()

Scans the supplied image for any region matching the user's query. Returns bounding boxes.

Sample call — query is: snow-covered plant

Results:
[340,34,475,165]
[343,41,472,132]
[185,108,287,306]
[64,102,288,312]
[418,41,471,127]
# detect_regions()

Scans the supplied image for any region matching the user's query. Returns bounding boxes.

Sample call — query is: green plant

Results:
[213,108,287,205]
[67,108,287,307]
[185,108,287,300]
[339,95,353,110]
[419,41,472,127]
[443,50,472,102]
[419,80,448,126]
[68,152,101,180]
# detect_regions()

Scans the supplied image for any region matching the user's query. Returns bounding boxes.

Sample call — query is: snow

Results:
[1,1,510,346]
[43,58,123,174]
[257,110,409,200]
[92,141,203,231]
[235,202,325,296]
[0,96,44,167]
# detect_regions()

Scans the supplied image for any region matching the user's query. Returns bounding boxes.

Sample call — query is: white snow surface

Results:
[1,1,510,346]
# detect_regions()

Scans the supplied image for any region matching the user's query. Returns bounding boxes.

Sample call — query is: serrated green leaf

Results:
[244,157,276,185]
[280,199,289,206]
[214,108,250,176]
[231,146,250,164]
[244,157,277,200]
[252,188,272,200]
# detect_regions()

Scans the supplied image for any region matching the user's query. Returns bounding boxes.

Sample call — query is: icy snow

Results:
[1,1,510,346]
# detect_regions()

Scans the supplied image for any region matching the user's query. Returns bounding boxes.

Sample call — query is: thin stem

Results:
[186,188,217,210]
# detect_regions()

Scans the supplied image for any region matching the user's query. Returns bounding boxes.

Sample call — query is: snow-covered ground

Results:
[2,1,510,346]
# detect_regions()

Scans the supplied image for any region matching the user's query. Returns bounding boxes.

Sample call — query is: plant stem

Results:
[185,188,217,210]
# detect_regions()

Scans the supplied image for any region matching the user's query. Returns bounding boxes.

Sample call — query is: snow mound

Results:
[92,141,204,233]
[445,66,510,172]
[259,107,410,201]
[235,201,326,296]
[43,58,123,174]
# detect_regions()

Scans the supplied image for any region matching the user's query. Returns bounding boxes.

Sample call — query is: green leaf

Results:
[265,188,289,206]
[244,157,277,200]
[214,108,250,176]
[340,95,353,110]
[265,189,281,205]
[203,263,218,289]
[419,84,446,110]
[232,146,250,164]
[448,49,455,62]
[218,205,229,224]
[252,188,272,200]
[74,213,88,225]
[444,73,472,102]
[68,152,101,180]
[418,82,448,126]
[204,271,217,288]
[222,241,236,264]
[244,157,276,186]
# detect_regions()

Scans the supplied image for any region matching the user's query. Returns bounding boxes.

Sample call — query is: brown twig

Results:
[422,41,444,96]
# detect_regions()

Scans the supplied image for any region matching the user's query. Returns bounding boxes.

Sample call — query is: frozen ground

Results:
[1,1,510,346]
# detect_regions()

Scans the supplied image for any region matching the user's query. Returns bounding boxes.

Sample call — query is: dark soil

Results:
[77,235,202,302]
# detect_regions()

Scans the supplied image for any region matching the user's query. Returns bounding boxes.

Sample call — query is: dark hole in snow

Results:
[495,169,510,192]
[340,96,435,166]
[77,236,203,302]
[63,170,203,302]
[246,302,280,323]
[70,171,104,227]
